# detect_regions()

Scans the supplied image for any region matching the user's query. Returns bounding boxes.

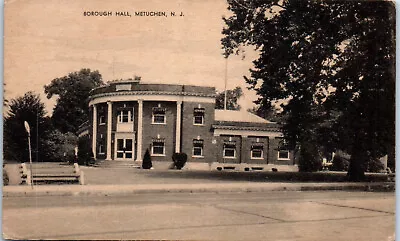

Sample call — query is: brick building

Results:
[84,79,297,169]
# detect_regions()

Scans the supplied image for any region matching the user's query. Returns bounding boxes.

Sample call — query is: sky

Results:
[4,0,260,115]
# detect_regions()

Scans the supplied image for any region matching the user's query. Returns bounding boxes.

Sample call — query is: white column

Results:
[175,100,182,153]
[136,99,143,161]
[92,104,97,159]
[106,101,112,160]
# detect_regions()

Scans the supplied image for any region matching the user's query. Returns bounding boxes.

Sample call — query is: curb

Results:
[3,182,394,197]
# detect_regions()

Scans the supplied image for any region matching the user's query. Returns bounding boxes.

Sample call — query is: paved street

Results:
[3,191,395,240]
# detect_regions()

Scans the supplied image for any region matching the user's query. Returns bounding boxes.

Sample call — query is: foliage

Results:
[365,158,384,173]
[298,140,322,172]
[330,155,349,172]
[142,149,152,169]
[44,68,104,133]
[77,135,94,166]
[4,92,81,163]
[222,1,395,180]
[3,168,9,186]
[172,153,188,170]
[3,92,54,162]
[142,149,153,169]
[44,130,78,163]
[215,86,243,110]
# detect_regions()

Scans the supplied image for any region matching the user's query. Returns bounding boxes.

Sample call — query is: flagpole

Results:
[224,57,228,110]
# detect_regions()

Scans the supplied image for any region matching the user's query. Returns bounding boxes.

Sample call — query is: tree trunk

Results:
[347,150,366,181]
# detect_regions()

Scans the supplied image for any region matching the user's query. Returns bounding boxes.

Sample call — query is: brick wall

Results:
[141,101,177,162]
[241,136,269,165]
[181,102,215,163]
[268,137,295,165]
[214,135,242,164]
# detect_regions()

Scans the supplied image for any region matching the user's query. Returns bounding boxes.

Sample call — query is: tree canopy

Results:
[44,68,104,133]
[215,86,243,110]
[4,92,52,162]
[222,0,395,180]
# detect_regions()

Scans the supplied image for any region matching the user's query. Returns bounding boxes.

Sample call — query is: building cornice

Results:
[90,90,216,100]
[89,91,216,106]
[212,124,281,132]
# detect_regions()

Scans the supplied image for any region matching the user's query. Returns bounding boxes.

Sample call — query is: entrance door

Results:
[116,138,133,160]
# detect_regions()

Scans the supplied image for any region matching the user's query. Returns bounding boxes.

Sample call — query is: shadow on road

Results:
[140,169,387,183]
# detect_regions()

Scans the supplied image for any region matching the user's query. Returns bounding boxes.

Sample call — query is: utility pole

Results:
[36,108,39,163]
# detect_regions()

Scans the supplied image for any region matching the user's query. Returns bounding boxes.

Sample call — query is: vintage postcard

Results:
[3,0,395,240]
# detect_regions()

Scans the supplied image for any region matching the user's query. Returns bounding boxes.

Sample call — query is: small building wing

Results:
[214,109,273,124]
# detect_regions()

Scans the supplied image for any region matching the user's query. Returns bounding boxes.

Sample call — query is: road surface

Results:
[3,191,395,240]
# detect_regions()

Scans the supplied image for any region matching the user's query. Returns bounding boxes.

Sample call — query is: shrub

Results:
[88,151,96,166]
[366,158,384,173]
[142,149,152,169]
[77,135,92,166]
[298,142,322,172]
[172,153,187,170]
[330,155,349,171]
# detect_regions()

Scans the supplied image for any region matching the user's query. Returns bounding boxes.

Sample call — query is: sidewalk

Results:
[3,181,394,197]
[3,163,394,197]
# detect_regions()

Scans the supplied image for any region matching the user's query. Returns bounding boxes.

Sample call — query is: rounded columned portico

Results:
[88,79,216,162]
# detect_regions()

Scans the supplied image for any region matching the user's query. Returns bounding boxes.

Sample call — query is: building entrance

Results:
[114,135,135,160]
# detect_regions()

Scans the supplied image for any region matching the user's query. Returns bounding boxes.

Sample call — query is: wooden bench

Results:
[21,163,85,185]
[386,168,395,182]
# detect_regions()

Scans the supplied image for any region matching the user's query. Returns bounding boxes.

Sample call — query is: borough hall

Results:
[81,79,297,170]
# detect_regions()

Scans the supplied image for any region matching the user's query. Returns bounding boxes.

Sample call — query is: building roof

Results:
[214,109,272,124]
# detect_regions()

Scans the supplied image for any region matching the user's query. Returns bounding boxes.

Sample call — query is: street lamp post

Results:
[24,121,33,188]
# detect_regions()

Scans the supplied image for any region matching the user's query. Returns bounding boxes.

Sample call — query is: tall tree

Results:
[222,1,395,180]
[215,86,243,110]
[4,92,53,162]
[44,68,103,133]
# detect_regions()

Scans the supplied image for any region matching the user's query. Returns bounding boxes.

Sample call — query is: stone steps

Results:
[93,161,141,169]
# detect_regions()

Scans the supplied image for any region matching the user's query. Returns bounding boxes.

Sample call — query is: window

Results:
[117,139,124,158]
[99,115,106,125]
[278,150,290,160]
[277,138,290,160]
[251,145,263,159]
[192,140,204,157]
[117,110,133,123]
[152,140,165,156]
[98,142,105,154]
[223,143,236,158]
[193,108,205,125]
[152,107,166,124]
[125,139,133,158]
